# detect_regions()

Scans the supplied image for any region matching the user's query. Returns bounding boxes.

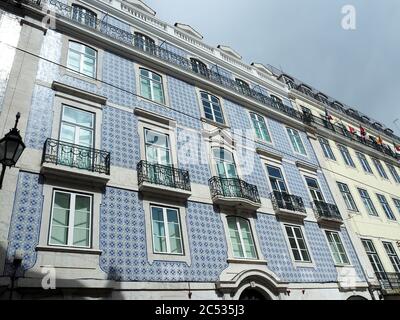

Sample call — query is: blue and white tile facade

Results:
[2,5,368,293]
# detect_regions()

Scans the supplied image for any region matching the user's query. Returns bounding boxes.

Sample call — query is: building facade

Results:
[0,0,396,300]
[274,72,400,299]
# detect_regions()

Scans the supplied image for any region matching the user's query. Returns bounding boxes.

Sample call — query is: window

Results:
[337,182,358,211]
[139,68,165,104]
[326,231,350,265]
[227,216,257,259]
[318,137,336,160]
[305,177,324,201]
[287,128,307,155]
[190,58,209,77]
[387,163,400,183]
[200,91,224,124]
[358,188,378,216]
[134,32,155,53]
[71,5,97,28]
[235,78,250,94]
[356,152,373,174]
[337,144,355,167]
[270,95,283,104]
[372,158,389,179]
[266,165,288,193]
[59,106,94,169]
[285,225,311,262]
[49,190,92,248]
[362,239,386,274]
[67,41,97,77]
[151,206,183,255]
[383,242,400,273]
[144,129,171,165]
[213,147,237,179]
[250,112,271,143]
[376,194,396,220]
[393,198,400,215]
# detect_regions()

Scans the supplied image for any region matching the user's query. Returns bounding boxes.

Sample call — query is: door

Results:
[145,129,173,186]
[213,148,239,196]
[59,105,94,170]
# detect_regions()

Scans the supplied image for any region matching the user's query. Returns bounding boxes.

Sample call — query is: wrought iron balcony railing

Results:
[209,176,261,204]
[42,138,111,175]
[270,191,306,213]
[304,113,400,160]
[375,272,400,292]
[137,160,191,191]
[312,200,342,221]
[18,0,305,122]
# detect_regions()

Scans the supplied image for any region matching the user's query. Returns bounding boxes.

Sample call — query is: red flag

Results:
[394,143,400,152]
[325,109,333,122]
[348,126,356,134]
[359,125,366,137]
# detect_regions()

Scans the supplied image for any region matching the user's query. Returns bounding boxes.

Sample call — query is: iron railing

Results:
[18,0,305,122]
[209,176,261,204]
[137,160,191,191]
[375,272,400,292]
[42,138,111,175]
[312,200,342,221]
[305,113,400,160]
[269,191,306,213]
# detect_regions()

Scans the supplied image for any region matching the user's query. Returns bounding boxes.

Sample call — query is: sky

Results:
[144,0,400,135]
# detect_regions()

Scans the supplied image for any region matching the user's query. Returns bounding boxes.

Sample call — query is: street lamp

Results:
[0,113,26,189]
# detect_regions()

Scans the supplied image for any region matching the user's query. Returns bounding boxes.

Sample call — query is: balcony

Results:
[137,160,191,199]
[312,200,343,227]
[270,191,307,222]
[209,176,261,210]
[41,138,110,186]
[18,0,305,123]
[306,114,400,161]
[376,272,400,295]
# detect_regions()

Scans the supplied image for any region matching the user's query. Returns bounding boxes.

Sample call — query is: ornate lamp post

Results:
[0,113,26,189]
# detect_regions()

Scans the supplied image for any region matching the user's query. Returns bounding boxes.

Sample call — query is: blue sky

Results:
[144,0,400,134]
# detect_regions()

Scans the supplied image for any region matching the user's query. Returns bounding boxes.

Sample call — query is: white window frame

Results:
[356,152,373,174]
[48,189,93,248]
[337,144,356,168]
[358,188,378,216]
[249,112,272,144]
[393,198,400,215]
[283,224,313,265]
[227,216,258,260]
[142,197,191,265]
[382,241,400,273]
[361,238,386,274]
[318,136,336,161]
[337,182,359,212]
[150,205,184,255]
[286,127,307,156]
[372,158,389,180]
[324,230,350,266]
[134,65,170,106]
[67,41,97,78]
[387,163,400,184]
[199,90,225,125]
[376,193,396,221]
[139,68,166,105]
[144,128,172,165]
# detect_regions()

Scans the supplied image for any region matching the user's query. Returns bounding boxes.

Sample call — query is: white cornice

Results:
[218,45,242,60]
[174,23,203,40]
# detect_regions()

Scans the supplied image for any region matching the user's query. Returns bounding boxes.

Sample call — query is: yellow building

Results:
[275,73,400,299]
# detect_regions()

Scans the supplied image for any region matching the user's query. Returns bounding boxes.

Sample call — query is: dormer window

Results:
[72,4,97,28]
[235,78,250,94]
[316,93,329,105]
[298,84,313,97]
[134,32,156,53]
[270,95,283,104]
[190,58,209,78]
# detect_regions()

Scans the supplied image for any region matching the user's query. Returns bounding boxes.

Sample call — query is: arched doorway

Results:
[239,288,271,300]
[347,295,368,300]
